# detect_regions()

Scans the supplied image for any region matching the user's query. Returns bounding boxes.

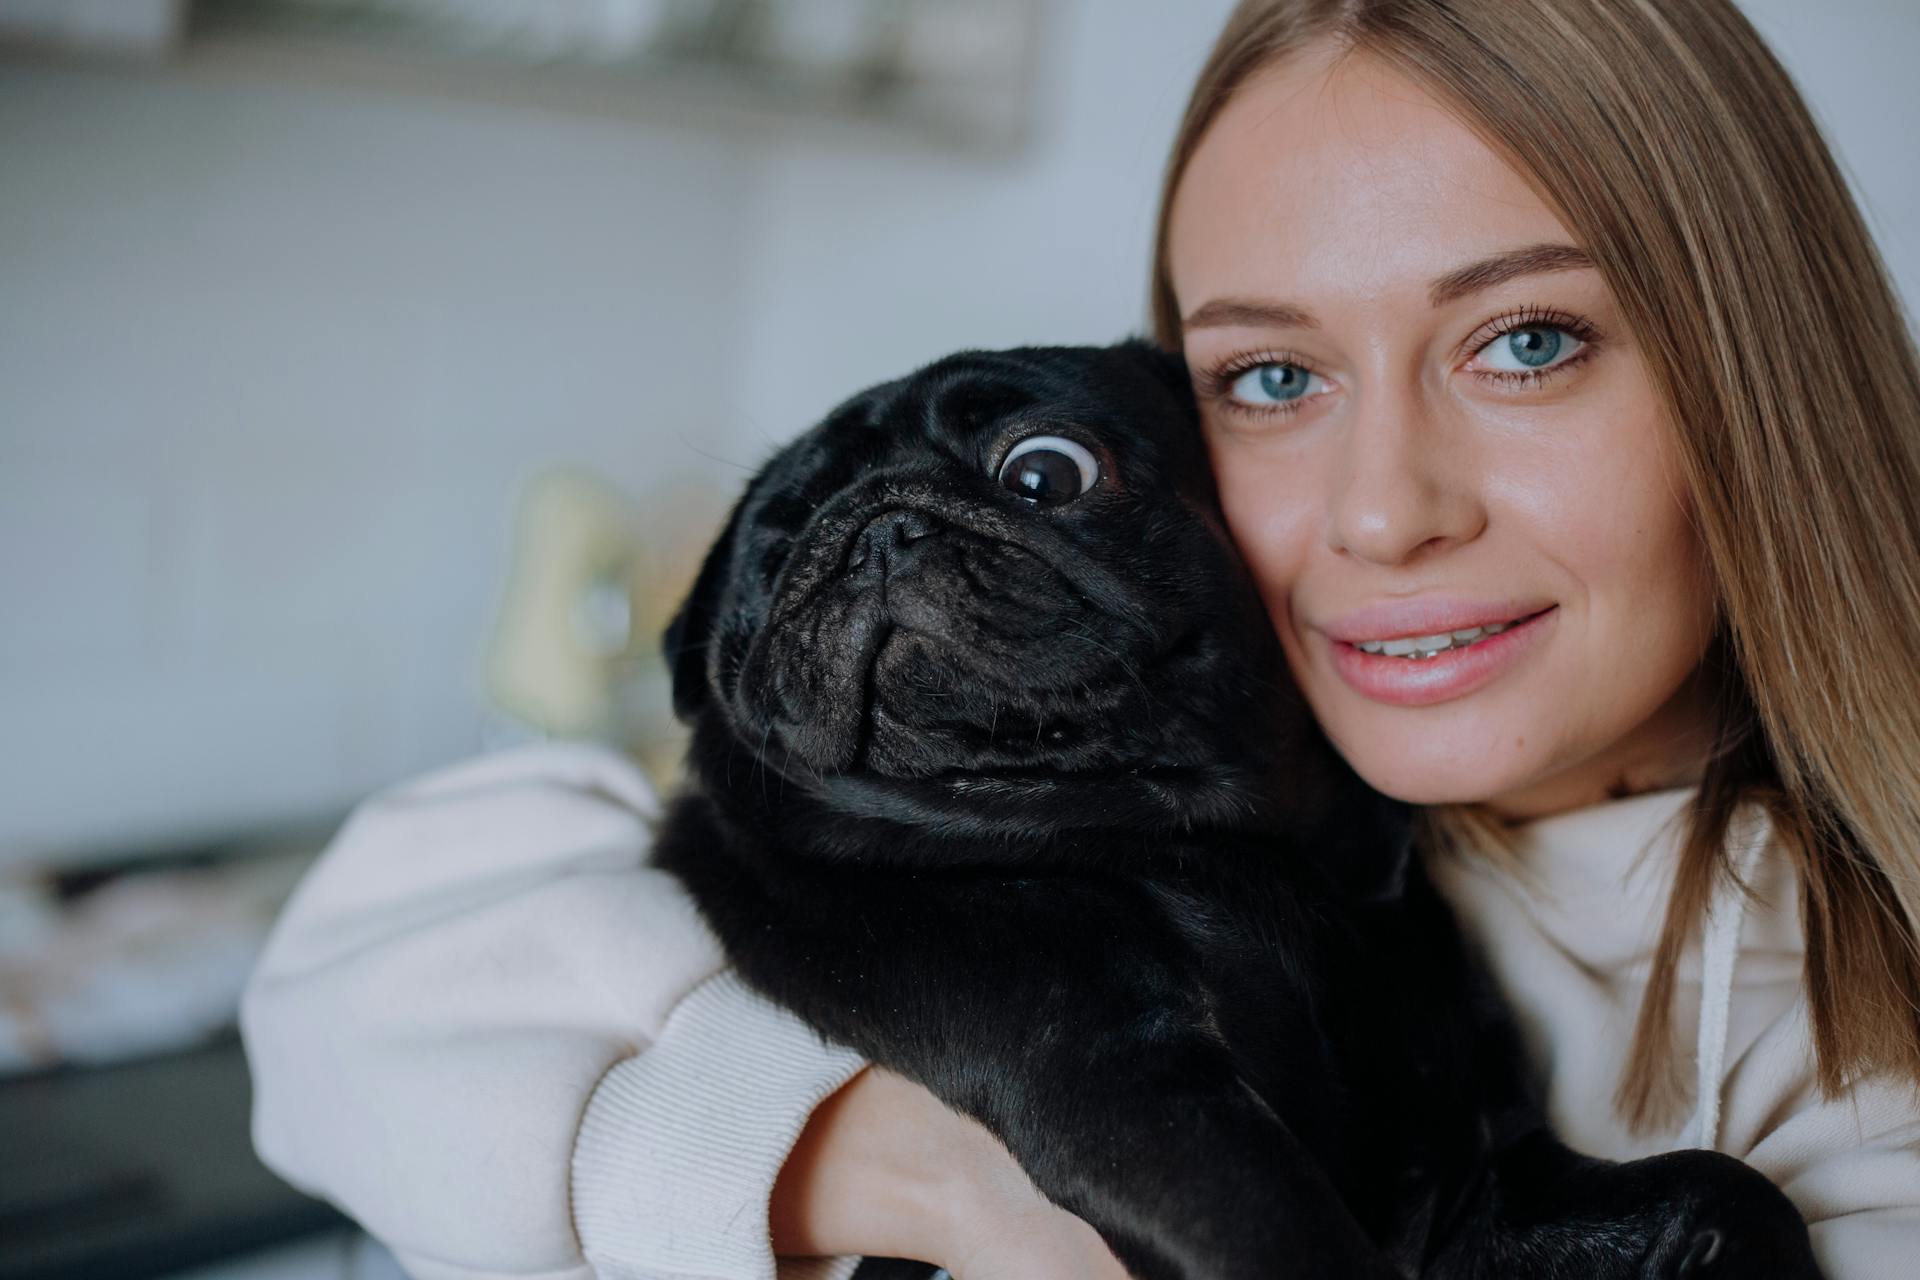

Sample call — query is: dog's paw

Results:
[1605,1149,1819,1280]
[1467,1139,1820,1280]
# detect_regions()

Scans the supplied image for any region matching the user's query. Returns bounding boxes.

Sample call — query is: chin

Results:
[1348,758,1511,807]
[1313,705,1542,809]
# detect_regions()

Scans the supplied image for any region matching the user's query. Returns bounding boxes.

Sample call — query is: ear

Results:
[1113,336,1194,407]
[1300,771,1416,904]
[662,494,752,722]
[1283,721,1417,903]
[1329,795,1417,903]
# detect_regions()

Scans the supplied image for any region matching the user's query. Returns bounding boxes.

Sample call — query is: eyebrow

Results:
[1181,242,1596,331]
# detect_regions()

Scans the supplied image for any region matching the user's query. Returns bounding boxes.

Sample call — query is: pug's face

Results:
[665,342,1328,834]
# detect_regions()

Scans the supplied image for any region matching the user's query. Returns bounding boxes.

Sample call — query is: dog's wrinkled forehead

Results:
[749,342,1206,527]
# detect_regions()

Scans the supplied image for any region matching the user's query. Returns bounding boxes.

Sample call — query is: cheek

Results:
[1498,396,1720,760]
[1572,470,1718,687]
[1536,398,1713,628]
[1203,428,1317,627]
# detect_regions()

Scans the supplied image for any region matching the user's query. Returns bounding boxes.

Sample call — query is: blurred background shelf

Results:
[0,1034,347,1280]
[0,0,1047,153]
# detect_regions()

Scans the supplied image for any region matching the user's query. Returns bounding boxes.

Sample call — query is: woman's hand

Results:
[936,1150,1136,1280]
[770,1065,1132,1280]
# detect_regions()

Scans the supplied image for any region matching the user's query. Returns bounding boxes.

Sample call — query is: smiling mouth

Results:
[1347,608,1555,660]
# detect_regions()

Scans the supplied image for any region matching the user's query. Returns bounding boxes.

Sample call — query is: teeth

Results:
[1355,620,1513,659]
[1384,632,1453,656]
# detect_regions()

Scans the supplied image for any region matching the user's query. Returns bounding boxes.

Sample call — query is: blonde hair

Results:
[1150,0,1920,1130]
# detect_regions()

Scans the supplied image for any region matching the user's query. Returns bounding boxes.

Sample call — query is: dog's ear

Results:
[1331,796,1417,903]
[1282,722,1417,903]
[662,493,752,722]
[1113,336,1194,406]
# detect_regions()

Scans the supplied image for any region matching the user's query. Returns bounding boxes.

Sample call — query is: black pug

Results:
[651,340,1819,1280]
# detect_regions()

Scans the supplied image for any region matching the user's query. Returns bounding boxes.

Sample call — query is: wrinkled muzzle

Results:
[736,500,1161,779]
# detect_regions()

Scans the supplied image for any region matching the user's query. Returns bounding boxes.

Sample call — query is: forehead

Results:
[1167,47,1575,315]
[752,356,1130,512]
[805,354,1150,460]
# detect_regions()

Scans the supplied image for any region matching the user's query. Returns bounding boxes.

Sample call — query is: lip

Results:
[1324,605,1558,707]
[1321,597,1558,644]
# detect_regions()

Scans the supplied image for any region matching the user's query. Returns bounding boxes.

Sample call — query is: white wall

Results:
[0,65,760,858]
[729,0,1237,442]
[0,0,1913,863]
[1739,0,1920,303]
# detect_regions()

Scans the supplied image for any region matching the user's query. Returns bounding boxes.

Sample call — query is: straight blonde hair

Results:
[1149,0,1920,1130]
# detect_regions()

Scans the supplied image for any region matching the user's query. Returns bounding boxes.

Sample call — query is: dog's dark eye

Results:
[997,435,1099,506]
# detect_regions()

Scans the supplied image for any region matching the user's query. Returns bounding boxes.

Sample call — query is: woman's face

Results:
[1166,46,1720,821]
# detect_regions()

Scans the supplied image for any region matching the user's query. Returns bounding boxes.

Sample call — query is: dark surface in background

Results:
[0,1031,343,1280]
[849,1259,942,1278]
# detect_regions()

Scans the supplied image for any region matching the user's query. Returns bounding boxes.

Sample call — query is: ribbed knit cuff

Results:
[571,968,870,1280]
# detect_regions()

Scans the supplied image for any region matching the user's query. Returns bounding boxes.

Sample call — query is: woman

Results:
[241,2,1920,1278]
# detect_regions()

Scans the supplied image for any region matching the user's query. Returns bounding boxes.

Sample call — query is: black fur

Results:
[652,341,1820,1279]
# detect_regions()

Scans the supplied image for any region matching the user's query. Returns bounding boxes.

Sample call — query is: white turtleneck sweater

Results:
[1427,784,1920,1275]
[240,744,1920,1280]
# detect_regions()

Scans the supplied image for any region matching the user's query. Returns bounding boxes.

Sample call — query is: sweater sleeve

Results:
[239,742,870,1280]
[1729,1007,1920,1280]
[1757,1091,1920,1279]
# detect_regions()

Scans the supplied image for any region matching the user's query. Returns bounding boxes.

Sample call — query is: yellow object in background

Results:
[484,467,722,784]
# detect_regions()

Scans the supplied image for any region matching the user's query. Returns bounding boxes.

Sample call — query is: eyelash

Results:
[1195,305,1604,420]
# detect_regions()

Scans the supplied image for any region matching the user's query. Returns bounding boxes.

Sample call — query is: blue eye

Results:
[1229,362,1326,408]
[1479,325,1583,373]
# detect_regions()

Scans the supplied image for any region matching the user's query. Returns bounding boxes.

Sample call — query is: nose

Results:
[1326,383,1485,565]
[847,508,941,579]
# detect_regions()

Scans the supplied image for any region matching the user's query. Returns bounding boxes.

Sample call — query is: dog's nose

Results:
[847,508,941,579]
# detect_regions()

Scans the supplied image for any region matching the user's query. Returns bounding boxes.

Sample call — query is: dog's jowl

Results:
[651,341,1818,1280]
